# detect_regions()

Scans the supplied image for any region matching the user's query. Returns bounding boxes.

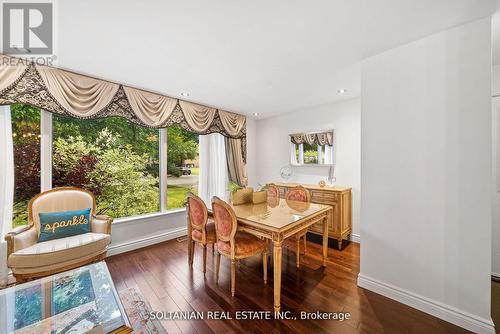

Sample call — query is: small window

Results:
[289,131,334,166]
[303,142,320,164]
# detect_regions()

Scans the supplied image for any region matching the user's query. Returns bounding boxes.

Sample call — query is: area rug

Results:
[119,287,167,334]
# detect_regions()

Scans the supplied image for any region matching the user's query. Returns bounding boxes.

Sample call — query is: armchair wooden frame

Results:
[4,186,113,282]
[212,197,268,297]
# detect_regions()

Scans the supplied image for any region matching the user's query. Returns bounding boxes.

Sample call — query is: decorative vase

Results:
[231,187,254,205]
[252,190,268,204]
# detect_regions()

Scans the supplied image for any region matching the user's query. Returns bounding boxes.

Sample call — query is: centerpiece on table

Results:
[228,181,253,205]
[252,184,268,204]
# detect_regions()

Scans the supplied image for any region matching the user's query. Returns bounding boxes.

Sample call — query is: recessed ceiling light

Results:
[337,89,347,94]
[181,92,190,97]
[253,112,260,116]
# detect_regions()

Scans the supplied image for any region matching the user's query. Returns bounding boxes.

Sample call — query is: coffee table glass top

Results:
[0,261,130,334]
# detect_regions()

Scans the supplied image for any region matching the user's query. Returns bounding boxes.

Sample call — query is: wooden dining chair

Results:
[212,197,268,296]
[266,183,280,199]
[266,184,280,209]
[285,185,311,268]
[187,193,216,274]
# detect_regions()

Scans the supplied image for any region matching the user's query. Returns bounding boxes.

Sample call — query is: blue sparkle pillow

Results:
[38,208,91,242]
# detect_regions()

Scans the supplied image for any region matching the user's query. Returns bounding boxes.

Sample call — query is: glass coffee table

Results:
[0,261,131,334]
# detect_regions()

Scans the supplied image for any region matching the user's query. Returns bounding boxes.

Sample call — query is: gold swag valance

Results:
[0,55,247,161]
[291,131,333,146]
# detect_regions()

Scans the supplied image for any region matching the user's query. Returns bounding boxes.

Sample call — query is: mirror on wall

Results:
[289,130,334,166]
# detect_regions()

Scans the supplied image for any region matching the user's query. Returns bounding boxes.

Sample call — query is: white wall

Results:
[492,65,500,277]
[246,118,258,186]
[493,96,500,277]
[359,18,493,333]
[493,65,500,96]
[254,98,361,238]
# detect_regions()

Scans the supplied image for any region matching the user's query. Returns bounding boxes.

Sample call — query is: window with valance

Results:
[290,131,334,165]
[0,55,248,227]
[0,55,247,159]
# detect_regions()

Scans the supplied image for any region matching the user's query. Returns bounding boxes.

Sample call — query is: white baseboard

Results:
[492,272,500,280]
[107,228,360,257]
[350,233,360,243]
[107,227,187,256]
[357,274,495,334]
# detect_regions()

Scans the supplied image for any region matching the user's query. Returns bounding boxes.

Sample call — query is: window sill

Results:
[113,208,187,225]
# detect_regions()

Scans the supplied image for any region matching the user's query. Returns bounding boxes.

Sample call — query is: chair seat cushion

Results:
[192,220,216,243]
[217,232,266,256]
[8,232,110,269]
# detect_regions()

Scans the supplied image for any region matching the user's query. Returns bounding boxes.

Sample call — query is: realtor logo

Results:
[3,2,53,54]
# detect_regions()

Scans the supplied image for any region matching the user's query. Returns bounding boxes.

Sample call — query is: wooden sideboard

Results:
[275,182,352,250]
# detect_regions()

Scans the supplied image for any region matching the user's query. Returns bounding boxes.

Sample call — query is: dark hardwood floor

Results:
[106,238,471,334]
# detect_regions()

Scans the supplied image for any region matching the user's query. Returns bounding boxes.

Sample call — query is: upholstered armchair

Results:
[5,187,112,282]
[285,185,311,268]
[212,197,267,296]
[187,193,216,274]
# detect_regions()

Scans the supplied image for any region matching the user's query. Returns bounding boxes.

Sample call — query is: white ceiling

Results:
[55,0,498,118]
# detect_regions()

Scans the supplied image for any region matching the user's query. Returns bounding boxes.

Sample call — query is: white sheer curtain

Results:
[0,105,13,237]
[317,145,323,164]
[298,144,304,164]
[198,133,229,208]
[290,142,298,164]
[0,105,13,287]
[324,145,333,164]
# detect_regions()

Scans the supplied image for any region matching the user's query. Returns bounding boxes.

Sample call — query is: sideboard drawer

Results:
[311,191,338,205]
[310,190,338,201]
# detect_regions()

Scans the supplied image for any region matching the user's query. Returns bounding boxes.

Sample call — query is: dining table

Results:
[208,196,333,312]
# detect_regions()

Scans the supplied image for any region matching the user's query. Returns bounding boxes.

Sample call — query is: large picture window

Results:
[11,104,41,227]
[8,104,203,227]
[52,115,161,218]
[166,126,199,210]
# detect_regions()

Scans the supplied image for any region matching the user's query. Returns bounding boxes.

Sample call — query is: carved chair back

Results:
[266,184,279,199]
[285,185,311,203]
[212,197,238,256]
[187,193,209,243]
